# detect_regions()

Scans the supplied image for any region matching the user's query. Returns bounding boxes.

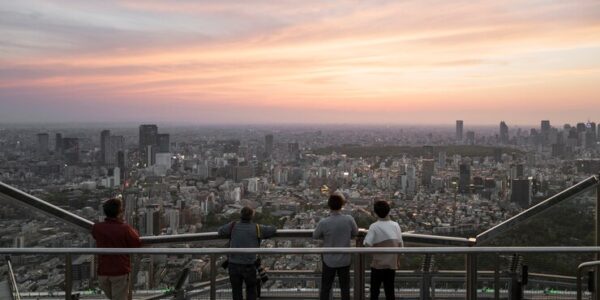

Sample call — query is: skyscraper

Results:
[421,159,435,186]
[466,131,475,145]
[541,120,551,145]
[107,135,125,165]
[36,133,49,158]
[62,137,80,164]
[55,133,63,154]
[139,124,158,166]
[287,142,300,161]
[585,122,597,149]
[265,134,274,158]
[499,121,509,144]
[510,179,532,208]
[157,133,170,153]
[456,120,463,142]
[100,130,110,164]
[459,163,471,193]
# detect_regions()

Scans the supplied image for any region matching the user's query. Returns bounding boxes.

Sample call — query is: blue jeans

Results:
[228,262,257,300]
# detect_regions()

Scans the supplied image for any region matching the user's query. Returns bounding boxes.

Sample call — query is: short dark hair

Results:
[240,206,255,221]
[328,194,345,210]
[103,198,122,218]
[373,200,391,218]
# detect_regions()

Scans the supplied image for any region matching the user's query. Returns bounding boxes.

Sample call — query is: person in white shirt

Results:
[363,200,404,300]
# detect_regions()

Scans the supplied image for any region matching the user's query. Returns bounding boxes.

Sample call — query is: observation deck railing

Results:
[0,174,599,300]
[2,247,600,300]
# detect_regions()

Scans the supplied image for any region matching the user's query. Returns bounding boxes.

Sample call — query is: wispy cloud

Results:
[1,0,599,124]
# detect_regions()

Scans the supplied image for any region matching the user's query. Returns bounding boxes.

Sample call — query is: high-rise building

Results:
[585,122,597,149]
[499,121,509,144]
[37,133,49,158]
[459,163,471,193]
[421,159,435,186]
[287,142,300,161]
[62,138,80,164]
[139,124,158,166]
[157,133,170,153]
[106,135,125,165]
[511,179,532,208]
[541,120,551,145]
[438,151,446,169]
[466,131,475,145]
[55,133,63,154]
[265,134,274,158]
[541,120,551,133]
[456,120,463,142]
[100,130,111,164]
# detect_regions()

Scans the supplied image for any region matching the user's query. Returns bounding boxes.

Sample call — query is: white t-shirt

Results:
[363,219,404,269]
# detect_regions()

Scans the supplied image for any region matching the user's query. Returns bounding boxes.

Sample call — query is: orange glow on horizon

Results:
[1,0,600,124]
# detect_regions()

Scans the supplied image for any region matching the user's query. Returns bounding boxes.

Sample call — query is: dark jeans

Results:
[229,262,257,300]
[370,268,395,300]
[320,262,350,300]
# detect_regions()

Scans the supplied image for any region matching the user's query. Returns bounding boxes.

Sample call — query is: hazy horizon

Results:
[1,0,599,124]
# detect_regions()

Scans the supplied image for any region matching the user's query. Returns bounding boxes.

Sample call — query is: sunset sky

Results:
[1,0,599,125]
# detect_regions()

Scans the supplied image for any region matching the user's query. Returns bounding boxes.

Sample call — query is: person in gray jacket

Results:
[218,207,277,300]
[313,193,358,300]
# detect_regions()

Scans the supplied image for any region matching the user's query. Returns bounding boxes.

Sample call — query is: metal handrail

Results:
[139,229,475,246]
[2,246,600,255]
[4,256,21,300]
[0,181,473,247]
[477,174,600,244]
[0,181,94,231]
[577,260,600,300]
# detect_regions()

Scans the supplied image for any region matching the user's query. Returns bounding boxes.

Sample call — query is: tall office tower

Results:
[117,151,126,180]
[139,124,158,166]
[541,120,551,145]
[37,133,49,158]
[499,121,509,144]
[541,120,551,133]
[421,159,435,186]
[62,138,80,164]
[585,122,597,149]
[459,163,471,193]
[55,133,63,154]
[100,130,110,164]
[456,120,464,142]
[510,163,525,179]
[106,135,125,165]
[265,134,274,158]
[438,151,446,169]
[575,123,586,147]
[510,179,532,208]
[287,142,300,161]
[466,131,475,145]
[157,133,170,153]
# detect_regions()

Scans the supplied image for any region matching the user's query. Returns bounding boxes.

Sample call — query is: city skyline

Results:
[1,0,600,124]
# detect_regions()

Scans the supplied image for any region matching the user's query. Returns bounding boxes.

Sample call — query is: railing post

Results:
[596,181,600,300]
[210,254,217,300]
[577,266,583,300]
[494,254,500,300]
[420,254,432,300]
[466,253,478,300]
[65,254,72,300]
[354,236,365,300]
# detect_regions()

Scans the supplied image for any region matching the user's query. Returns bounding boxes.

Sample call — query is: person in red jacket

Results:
[92,197,141,300]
